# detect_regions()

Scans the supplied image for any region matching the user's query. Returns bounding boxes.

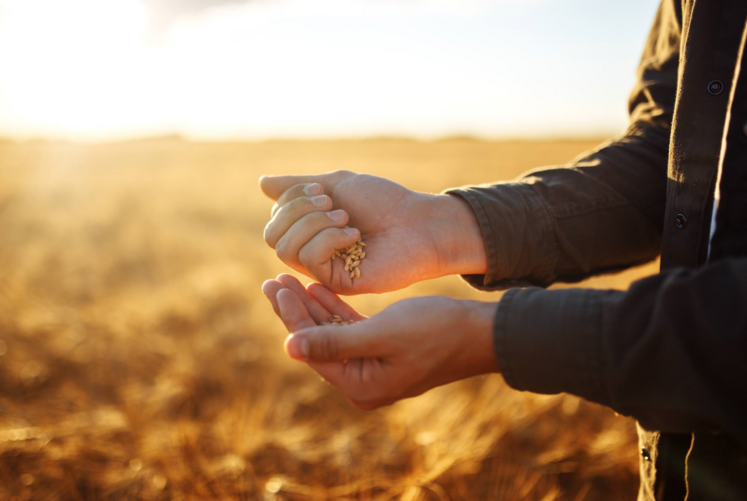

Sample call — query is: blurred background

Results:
[0,0,660,499]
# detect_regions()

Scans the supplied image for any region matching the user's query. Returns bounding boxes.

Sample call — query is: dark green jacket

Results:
[449,1,747,499]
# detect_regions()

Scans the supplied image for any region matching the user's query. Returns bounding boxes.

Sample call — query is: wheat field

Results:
[0,138,658,500]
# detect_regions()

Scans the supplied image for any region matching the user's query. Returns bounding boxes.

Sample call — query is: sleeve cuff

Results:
[493,287,618,408]
[444,183,556,290]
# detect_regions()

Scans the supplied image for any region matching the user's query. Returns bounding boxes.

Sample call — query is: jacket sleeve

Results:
[446,0,682,289]
[493,257,747,443]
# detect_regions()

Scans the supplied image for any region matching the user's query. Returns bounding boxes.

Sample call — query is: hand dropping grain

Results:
[331,235,367,281]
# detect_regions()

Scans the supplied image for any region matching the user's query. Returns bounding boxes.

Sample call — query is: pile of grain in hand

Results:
[332,238,366,280]
[321,314,357,326]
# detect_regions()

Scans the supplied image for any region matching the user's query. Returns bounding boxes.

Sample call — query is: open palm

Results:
[261,274,385,408]
[262,274,498,410]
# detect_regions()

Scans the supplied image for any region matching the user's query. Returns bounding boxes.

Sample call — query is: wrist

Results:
[445,299,499,378]
[463,300,500,375]
[425,194,488,277]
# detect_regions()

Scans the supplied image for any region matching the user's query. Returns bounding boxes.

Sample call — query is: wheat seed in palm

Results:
[321,314,357,326]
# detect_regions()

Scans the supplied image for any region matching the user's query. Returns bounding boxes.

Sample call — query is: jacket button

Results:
[675,213,687,229]
[708,80,724,95]
[641,447,652,462]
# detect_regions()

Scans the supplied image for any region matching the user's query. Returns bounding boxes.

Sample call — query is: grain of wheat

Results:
[331,235,367,281]
[321,316,357,326]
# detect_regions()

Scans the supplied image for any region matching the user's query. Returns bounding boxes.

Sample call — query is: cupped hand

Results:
[259,170,486,294]
[262,274,499,410]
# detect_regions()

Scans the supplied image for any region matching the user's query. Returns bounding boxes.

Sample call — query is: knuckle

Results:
[274,239,293,262]
[297,245,314,267]
[277,197,313,225]
[306,210,331,224]
[286,195,309,212]
[297,223,333,261]
[263,223,275,248]
[310,211,343,232]
[317,334,339,361]
[295,195,325,213]
[278,184,305,204]
[329,169,353,181]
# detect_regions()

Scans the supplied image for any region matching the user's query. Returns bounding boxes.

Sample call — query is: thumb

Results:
[284,322,378,363]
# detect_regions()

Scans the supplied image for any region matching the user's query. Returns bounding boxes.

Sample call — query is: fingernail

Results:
[327,210,345,221]
[344,227,359,236]
[287,335,310,360]
[311,195,328,207]
[304,183,322,196]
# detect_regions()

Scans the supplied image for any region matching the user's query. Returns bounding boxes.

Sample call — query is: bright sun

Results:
[0,0,651,141]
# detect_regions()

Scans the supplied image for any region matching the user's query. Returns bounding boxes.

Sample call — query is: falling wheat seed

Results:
[331,235,367,281]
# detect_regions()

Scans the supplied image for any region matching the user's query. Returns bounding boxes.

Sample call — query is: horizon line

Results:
[0,132,615,146]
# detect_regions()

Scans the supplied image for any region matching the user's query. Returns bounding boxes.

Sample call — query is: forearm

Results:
[495,258,747,441]
[440,0,680,289]
[444,127,669,289]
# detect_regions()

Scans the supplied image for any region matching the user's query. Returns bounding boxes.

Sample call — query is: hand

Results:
[262,274,499,410]
[259,170,486,294]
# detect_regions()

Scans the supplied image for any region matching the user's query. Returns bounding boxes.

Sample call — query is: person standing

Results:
[260,1,747,499]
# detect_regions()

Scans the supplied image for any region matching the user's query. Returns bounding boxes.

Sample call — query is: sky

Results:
[0,0,660,141]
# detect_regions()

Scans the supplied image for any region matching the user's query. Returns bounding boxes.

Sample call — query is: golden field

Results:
[0,138,658,500]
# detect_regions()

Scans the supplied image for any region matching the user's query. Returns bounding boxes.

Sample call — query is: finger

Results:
[276,288,318,333]
[260,174,329,201]
[276,274,332,324]
[263,195,333,249]
[272,183,324,218]
[261,279,287,317]
[274,210,350,266]
[306,283,367,321]
[267,282,349,384]
[298,227,361,272]
[259,171,353,201]
[283,322,379,362]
